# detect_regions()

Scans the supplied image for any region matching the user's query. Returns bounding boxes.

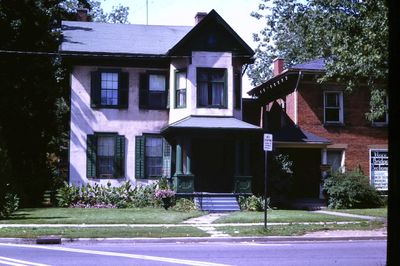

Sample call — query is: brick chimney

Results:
[273,58,284,76]
[76,8,89,22]
[195,12,207,24]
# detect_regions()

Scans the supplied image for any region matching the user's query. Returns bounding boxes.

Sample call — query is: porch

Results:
[161,116,262,194]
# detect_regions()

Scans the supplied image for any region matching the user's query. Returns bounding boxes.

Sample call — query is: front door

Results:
[192,138,234,192]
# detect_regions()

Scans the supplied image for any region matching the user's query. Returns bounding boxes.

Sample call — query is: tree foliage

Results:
[0,0,129,206]
[248,0,388,120]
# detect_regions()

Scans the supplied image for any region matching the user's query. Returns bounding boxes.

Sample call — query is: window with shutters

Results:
[90,70,129,108]
[197,68,227,108]
[135,135,171,179]
[323,91,343,124]
[139,71,169,109]
[86,133,125,179]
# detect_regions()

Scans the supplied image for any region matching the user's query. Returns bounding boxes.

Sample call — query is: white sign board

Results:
[370,150,388,191]
[263,134,273,151]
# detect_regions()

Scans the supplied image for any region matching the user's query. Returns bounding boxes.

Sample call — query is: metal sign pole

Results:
[263,133,272,230]
[264,150,268,230]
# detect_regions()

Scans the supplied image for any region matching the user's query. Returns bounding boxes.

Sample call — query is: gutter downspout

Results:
[294,71,302,125]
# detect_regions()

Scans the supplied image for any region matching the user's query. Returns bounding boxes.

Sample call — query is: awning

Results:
[161,116,262,136]
[273,124,331,148]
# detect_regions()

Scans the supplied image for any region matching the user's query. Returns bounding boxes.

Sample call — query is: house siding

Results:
[296,82,388,177]
[69,65,169,187]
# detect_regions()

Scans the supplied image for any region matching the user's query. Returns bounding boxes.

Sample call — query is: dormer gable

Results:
[167,10,254,63]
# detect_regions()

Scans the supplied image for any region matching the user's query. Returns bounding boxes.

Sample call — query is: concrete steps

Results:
[194,196,240,212]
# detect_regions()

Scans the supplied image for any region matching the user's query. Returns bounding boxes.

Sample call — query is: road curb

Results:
[0,235,387,245]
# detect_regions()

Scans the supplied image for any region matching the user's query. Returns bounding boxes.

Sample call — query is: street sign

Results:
[263,134,273,151]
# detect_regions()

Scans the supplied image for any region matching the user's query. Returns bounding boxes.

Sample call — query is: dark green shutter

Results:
[114,135,125,178]
[91,71,101,107]
[139,73,148,109]
[162,138,171,178]
[119,72,129,109]
[135,135,145,179]
[87,134,97,178]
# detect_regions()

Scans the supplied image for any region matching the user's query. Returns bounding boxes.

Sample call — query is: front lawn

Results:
[0,208,206,224]
[326,208,387,218]
[0,226,208,238]
[214,210,364,224]
[219,221,385,237]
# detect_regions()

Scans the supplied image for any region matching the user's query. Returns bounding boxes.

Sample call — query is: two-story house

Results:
[61,9,262,195]
[248,58,388,203]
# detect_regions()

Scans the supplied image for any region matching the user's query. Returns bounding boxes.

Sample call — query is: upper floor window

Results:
[87,133,125,179]
[91,70,129,109]
[197,68,227,108]
[139,72,169,109]
[372,95,388,126]
[175,70,187,108]
[234,68,242,109]
[323,91,343,124]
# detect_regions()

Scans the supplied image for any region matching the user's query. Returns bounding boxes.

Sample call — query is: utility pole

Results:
[146,0,148,25]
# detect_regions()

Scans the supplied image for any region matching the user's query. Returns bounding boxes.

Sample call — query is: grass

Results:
[0,207,206,224]
[0,226,208,238]
[220,221,385,237]
[214,210,364,224]
[326,208,387,218]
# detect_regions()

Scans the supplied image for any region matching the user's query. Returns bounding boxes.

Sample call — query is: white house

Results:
[60,9,262,194]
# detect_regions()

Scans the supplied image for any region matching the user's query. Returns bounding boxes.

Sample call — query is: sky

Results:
[100,0,268,96]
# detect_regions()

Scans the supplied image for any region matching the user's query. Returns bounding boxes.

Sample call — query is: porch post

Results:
[185,139,192,175]
[173,137,194,193]
[175,141,183,175]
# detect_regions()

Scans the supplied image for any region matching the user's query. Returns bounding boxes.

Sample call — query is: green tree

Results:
[249,0,388,120]
[0,0,130,206]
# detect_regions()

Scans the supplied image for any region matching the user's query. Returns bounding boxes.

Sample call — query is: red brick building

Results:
[247,58,388,203]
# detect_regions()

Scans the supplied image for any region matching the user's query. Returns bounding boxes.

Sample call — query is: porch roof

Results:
[161,116,262,134]
[273,124,331,147]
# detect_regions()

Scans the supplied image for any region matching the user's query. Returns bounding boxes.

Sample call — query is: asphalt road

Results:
[0,240,386,266]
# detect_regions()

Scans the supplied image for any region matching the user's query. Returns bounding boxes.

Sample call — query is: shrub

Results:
[239,195,269,211]
[56,181,160,208]
[323,168,384,209]
[0,193,19,219]
[171,198,198,212]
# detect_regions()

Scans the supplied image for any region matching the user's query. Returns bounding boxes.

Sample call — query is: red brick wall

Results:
[296,82,388,176]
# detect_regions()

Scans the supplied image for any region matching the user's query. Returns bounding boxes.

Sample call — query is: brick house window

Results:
[323,91,343,124]
[327,149,344,173]
[372,95,388,126]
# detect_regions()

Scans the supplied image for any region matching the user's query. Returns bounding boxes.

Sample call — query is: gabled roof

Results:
[60,21,191,55]
[167,9,254,58]
[60,9,254,61]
